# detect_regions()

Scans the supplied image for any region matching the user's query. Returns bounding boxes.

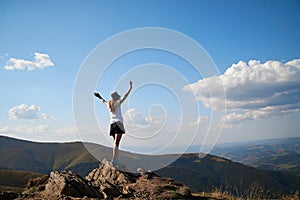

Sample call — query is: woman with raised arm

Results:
[94,81,133,165]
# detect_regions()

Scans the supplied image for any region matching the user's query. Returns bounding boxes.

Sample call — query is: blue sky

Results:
[1,0,300,154]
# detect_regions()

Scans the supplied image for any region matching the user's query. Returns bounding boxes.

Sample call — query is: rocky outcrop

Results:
[23,175,49,195]
[86,159,135,186]
[19,159,192,199]
[43,171,102,198]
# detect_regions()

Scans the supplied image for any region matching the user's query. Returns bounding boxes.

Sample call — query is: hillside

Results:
[255,153,300,176]
[0,136,104,175]
[156,154,300,198]
[0,170,45,193]
[0,136,178,176]
[1,135,300,197]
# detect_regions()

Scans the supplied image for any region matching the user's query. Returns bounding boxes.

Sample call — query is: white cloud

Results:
[4,52,54,71]
[123,108,173,140]
[9,104,40,120]
[8,104,55,121]
[124,109,150,126]
[184,59,300,127]
[123,108,167,129]
[224,105,299,128]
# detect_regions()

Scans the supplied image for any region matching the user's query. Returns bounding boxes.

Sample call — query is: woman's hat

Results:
[111,92,121,100]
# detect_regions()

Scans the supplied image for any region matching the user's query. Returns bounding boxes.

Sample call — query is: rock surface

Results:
[16,159,193,199]
[23,175,49,195]
[43,171,102,198]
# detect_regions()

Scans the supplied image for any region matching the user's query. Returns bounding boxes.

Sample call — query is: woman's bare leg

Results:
[112,134,122,161]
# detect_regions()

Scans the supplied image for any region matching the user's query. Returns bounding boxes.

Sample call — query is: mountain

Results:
[1,135,300,198]
[255,153,300,176]
[0,135,173,176]
[0,135,105,175]
[211,137,300,176]
[156,154,300,198]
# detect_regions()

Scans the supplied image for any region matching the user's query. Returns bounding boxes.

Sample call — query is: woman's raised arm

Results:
[94,92,108,105]
[120,81,132,104]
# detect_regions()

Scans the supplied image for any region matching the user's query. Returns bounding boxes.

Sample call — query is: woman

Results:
[94,81,133,165]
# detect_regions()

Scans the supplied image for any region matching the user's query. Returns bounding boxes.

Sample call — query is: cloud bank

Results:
[0,124,51,134]
[184,59,300,127]
[4,52,54,71]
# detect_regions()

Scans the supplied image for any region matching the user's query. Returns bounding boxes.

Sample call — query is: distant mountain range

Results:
[0,135,300,197]
[211,137,300,176]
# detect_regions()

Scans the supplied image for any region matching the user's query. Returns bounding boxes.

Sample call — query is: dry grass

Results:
[193,187,300,200]
[0,185,24,193]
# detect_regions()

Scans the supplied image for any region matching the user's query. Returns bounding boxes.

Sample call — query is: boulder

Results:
[43,171,102,198]
[86,159,136,198]
[86,159,136,186]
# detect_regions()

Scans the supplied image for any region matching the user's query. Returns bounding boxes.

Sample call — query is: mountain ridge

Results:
[1,135,300,197]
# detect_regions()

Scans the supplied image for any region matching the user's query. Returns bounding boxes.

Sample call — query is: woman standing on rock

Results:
[94,81,133,165]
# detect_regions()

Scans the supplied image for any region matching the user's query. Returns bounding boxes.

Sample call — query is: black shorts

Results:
[110,121,125,136]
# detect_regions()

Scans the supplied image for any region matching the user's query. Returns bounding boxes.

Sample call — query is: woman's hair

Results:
[108,100,116,113]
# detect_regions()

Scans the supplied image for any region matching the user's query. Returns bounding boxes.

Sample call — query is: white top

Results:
[108,100,123,124]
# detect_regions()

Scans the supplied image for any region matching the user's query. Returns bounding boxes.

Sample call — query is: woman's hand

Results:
[94,92,107,104]
[94,92,101,99]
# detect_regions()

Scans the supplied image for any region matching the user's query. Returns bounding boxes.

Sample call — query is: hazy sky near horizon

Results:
[0,0,300,154]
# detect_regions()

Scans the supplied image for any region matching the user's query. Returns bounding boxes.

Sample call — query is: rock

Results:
[86,159,136,199]
[99,180,122,199]
[22,175,49,195]
[136,167,144,175]
[129,173,192,199]
[86,159,136,186]
[19,158,192,199]
[122,185,135,197]
[43,171,102,198]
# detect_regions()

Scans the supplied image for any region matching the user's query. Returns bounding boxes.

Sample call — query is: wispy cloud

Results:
[41,113,56,121]
[8,104,55,121]
[0,124,51,134]
[4,52,54,71]
[0,125,77,141]
[184,59,300,127]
